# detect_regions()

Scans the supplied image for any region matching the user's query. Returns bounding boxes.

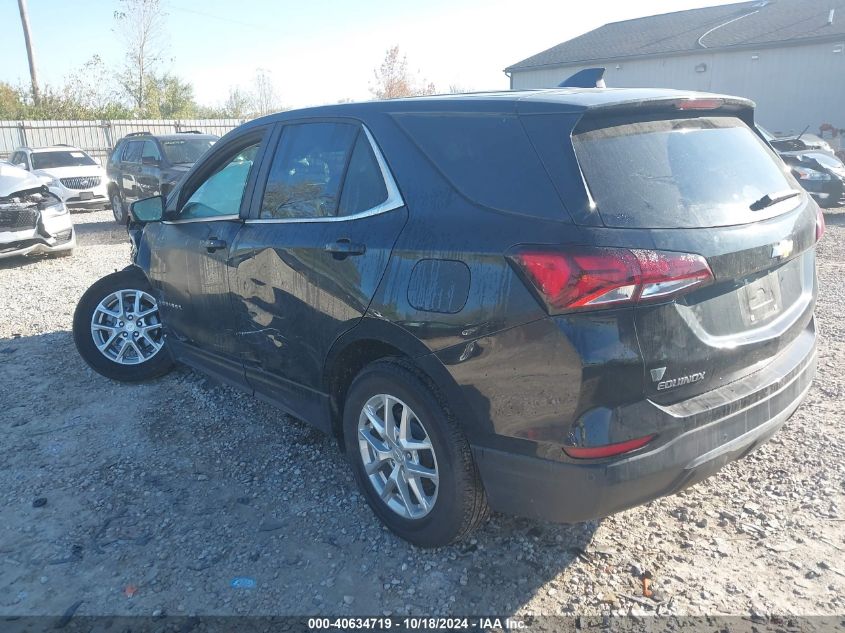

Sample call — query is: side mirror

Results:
[129,195,165,223]
[141,156,160,166]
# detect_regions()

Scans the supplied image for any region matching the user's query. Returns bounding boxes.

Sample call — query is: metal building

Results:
[505,0,845,135]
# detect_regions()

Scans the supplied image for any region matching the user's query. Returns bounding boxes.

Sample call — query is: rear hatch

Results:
[571,107,818,403]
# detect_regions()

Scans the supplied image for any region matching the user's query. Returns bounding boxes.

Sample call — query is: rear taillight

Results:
[816,206,826,242]
[675,98,724,110]
[563,434,656,459]
[509,246,714,314]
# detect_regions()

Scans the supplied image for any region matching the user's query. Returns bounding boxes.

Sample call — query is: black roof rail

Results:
[124,131,151,137]
[558,67,607,89]
[180,130,202,134]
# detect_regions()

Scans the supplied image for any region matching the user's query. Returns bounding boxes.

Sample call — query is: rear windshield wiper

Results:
[749,190,800,211]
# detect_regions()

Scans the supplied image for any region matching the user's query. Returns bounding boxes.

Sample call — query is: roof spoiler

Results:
[559,67,606,89]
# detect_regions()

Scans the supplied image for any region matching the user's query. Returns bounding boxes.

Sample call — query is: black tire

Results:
[73,269,173,382]
[343,358,488,547]
[111,191,126,224]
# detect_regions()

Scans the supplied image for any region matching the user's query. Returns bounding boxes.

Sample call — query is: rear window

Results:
[394,113,568,219]
[160,138,216,165]
[573,116,796,228]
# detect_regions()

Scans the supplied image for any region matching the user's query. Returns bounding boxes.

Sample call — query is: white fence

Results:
[0,119,245,163]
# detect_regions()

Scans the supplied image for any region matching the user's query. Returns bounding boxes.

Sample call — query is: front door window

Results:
[180,143,260,219]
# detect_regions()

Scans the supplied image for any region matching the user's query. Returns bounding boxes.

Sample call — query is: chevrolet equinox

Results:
[73,88,822,546]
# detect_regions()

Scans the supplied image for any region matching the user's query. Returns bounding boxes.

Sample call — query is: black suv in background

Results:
[75,89,821,546]
[107,131,218,223]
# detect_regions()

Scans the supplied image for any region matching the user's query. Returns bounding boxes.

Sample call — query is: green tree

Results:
[145,73,197,118]
[0,83,26,118]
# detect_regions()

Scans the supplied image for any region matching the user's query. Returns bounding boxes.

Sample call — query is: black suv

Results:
[107,131,218,224]
[74,89,821,546]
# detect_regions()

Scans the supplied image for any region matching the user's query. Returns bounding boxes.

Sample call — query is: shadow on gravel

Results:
[0,254,47,270]
[73,220,130,248]
[1,330,598,617]
[822,210,845,227]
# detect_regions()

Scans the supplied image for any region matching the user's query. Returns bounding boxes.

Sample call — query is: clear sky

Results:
[1,0,742,109]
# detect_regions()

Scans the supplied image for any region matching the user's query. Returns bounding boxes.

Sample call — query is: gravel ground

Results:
[1,208,843,619]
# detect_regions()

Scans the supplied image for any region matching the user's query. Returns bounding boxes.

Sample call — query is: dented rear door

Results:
[231,121,408,422]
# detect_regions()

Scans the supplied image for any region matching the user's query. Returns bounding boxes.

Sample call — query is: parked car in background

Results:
[74,89,820,546]
[757,125,836,156]
[10,145,110,212]
[0,162,74,259]
[107,131,218,223]
[780,151,845,208]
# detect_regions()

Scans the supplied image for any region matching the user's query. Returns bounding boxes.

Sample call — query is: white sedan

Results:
[10,146,110,212]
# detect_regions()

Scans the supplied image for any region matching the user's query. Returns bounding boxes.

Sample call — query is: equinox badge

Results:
[655,370,706,390]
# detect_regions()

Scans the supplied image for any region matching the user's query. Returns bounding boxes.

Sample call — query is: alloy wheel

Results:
[90,289,164,365]
[358,394,439,519]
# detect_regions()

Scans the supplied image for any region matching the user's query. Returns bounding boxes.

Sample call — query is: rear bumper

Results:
[473,324,816,523]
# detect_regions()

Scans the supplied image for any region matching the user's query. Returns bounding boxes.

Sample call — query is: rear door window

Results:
[338,132,388,216]
[142,140,161,162]
[259,122,358,220]
[573,116,797,228]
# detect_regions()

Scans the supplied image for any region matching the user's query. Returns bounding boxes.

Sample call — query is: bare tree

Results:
[16,0,41,105]
[114,0,167,113]
[370,46,436,99]
[252,69,280,117]
[63,55,127,115]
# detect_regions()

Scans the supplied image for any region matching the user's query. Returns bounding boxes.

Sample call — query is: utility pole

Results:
[16,0,41,106]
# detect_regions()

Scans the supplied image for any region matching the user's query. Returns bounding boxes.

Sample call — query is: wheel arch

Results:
[323,317,482,450]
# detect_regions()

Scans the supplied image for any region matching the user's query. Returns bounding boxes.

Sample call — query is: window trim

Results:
[245,125,403,224]
[162,214,242,225]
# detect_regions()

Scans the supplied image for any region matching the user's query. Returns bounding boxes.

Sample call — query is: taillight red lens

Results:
[563,434,656,459]
[816,207,826,242]
[510,246,713,313]
[516,247,640,309]
[633,249,715,300]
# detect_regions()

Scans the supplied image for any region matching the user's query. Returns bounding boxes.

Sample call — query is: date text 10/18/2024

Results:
[308,617,527,630]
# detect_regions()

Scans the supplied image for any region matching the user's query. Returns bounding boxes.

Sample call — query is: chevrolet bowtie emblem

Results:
[771,239,794,259]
